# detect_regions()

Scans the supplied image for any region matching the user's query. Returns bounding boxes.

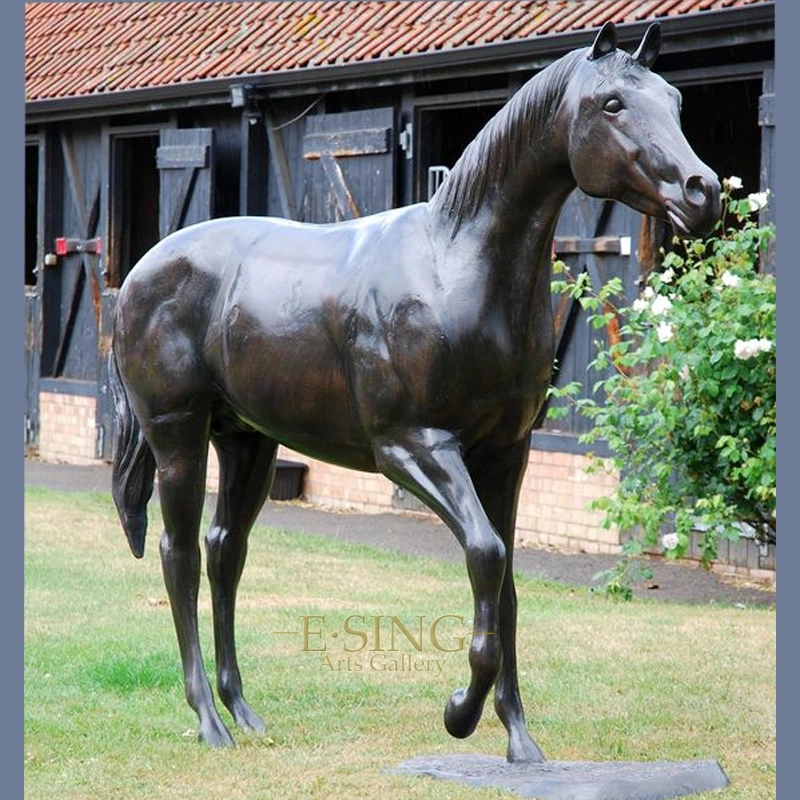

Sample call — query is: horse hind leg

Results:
[468,438,545,763]
[147,405,235,746]
[206,429,278,733]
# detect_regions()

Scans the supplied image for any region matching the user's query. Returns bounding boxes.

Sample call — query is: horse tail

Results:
[109,347,156,559]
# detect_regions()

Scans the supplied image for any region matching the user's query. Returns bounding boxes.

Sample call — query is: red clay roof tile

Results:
[25,0,770,101]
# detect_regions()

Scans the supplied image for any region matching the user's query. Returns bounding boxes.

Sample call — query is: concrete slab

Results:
[393,753,729,800]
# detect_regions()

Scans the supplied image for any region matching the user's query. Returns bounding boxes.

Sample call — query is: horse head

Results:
[562,22,721,238]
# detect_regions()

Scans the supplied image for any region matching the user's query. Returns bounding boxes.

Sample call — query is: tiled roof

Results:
[25,0,770,101]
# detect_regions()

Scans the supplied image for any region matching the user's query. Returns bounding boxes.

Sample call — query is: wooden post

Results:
[759,67,775,274]
[264,108,298,221]
[239,109,268,217]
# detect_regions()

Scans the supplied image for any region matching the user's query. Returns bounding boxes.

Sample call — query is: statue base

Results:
[392,754,729,800]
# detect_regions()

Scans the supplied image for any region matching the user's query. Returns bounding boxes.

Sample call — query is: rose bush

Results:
[548,179,776,598]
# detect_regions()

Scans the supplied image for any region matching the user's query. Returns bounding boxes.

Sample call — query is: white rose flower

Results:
[656,321,674,343]
[632,297,649,313]
[734,338,773,360]
[748,190,769,212]
[725,176,743,190]
[643,286,655,300]
[734,340,755,360]
[661,267,675,284]
[662,533,680,551]
[721,270,741,288]
[651,295,672,316]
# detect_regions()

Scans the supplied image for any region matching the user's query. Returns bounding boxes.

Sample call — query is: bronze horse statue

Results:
[110,22,719,761]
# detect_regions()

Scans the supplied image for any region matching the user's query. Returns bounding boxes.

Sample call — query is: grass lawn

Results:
[25,488,776,799]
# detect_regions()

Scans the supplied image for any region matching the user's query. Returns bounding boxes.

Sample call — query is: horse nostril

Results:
[684,175,710,207]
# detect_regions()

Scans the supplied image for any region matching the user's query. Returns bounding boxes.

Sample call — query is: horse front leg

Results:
[468,435,545,763]
[205,431,278,734]
[374,428,506,741]
[148,411,235,747]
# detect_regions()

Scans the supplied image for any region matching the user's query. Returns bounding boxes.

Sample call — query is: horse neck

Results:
[429,123,576,327]
[428,60,579,321]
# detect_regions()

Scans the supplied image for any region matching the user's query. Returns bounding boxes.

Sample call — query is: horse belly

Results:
[210,313,378,471]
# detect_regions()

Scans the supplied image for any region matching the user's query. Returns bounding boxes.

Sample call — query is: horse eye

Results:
[603,97,624,115]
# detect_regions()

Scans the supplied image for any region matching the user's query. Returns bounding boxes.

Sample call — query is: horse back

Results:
[113,208,437,465]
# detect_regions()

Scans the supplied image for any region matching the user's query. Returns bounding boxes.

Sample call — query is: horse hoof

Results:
[506,732,546,763]
[234,706,266,734]
[198,721,236,747]
[444,688,482,739]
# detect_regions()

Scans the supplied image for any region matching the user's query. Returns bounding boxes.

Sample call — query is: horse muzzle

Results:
[663,172,721,239]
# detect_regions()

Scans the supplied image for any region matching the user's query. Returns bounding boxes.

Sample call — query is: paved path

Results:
[25,459,775,607]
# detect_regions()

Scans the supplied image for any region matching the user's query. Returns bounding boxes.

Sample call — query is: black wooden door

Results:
[157,128,215,237]
[25,134,43,451]
[537,191,643,439]
[97,127,215,460]
[46,126,104,384]
[300,108,395,222]
[25,288,41,450]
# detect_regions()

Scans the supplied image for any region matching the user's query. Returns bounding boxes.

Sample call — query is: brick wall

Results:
[288,451,396,513]
[209,447,397,515]
[515,449,620,554]
[269,446,621,555]
[36,391,619,552]
[38,391,97,464]
[34,398,774,579]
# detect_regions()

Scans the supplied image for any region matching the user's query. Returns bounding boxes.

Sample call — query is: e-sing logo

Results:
[274,614,485,677]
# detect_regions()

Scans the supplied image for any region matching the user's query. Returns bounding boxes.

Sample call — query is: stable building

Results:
[25,0,775,573]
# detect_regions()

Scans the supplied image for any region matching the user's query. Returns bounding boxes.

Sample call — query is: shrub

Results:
[548,179,776,598]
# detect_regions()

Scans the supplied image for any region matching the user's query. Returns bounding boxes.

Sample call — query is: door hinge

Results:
[553,235,631,256]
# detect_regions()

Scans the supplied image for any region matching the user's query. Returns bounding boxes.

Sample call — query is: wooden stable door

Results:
[300,108,395,222]
[46,127,105,384]
[157,128,215,237]
[538,191,647,439]
[96,127,215,460]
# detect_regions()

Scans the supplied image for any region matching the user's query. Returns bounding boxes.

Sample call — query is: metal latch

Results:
[54,237,102,256]
[398,123,413,160]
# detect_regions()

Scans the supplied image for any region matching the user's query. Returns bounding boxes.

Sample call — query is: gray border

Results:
[11,1,25,796]
[775,2,792,798]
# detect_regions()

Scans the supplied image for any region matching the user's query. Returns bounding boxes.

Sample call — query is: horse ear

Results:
[632,23,661,68]
[590,21,617,60]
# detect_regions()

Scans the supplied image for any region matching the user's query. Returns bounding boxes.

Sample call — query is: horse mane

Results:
[429,48,587,233]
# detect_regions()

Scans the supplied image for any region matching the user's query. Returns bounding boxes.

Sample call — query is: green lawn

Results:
[25,488,776,799]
